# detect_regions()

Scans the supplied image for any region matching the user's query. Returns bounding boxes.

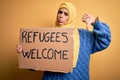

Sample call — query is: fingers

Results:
[83,13,89,18]
[16,44,22,53]
[82,13,89,23]
[86,25,89,30]
[82,13,91,30]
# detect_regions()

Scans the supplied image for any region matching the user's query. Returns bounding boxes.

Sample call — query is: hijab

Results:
[55,2,80,68]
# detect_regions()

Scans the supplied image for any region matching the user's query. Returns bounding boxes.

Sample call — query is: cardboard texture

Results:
[18,28,74,73]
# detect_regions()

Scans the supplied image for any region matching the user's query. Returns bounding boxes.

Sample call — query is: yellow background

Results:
[0,0,119,80]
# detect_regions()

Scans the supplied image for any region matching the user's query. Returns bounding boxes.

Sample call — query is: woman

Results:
[16,2,111,80]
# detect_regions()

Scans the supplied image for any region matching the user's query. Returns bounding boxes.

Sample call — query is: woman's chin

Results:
[58,23,64,26]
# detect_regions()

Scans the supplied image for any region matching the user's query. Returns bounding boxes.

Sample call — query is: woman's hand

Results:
[16,44,22,53]
[82,13,96,30]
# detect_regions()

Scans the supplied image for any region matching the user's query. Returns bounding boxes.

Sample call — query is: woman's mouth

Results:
[58,19,63,23]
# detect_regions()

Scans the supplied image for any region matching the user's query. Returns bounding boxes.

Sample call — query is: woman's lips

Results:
[58,19,63,23]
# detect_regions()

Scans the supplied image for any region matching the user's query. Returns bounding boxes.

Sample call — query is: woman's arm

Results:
[82,13,111,54]
[91,20,111,53]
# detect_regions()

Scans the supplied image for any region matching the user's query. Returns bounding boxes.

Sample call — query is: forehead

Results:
[59,8,69,13]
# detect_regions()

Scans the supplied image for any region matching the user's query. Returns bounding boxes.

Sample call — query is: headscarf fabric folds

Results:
[55,2,80,68]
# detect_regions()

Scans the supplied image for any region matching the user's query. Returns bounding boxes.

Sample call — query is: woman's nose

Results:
[59,14,64,18]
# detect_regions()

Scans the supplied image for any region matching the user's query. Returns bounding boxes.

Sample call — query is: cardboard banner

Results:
[18,28,74,73]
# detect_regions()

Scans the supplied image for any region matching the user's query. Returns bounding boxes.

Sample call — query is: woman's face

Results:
[57,8,69,26]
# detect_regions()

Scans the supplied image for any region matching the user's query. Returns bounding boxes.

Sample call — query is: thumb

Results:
[86,23,89,30]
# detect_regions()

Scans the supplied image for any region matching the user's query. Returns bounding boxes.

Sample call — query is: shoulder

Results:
[78,28,94,54]
[78,28,94,45]
[78,28,93,37]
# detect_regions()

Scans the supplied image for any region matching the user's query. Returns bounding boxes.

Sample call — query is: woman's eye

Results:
[58,10,69,16]
[64,12,69,16]
[58,11,63,14]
